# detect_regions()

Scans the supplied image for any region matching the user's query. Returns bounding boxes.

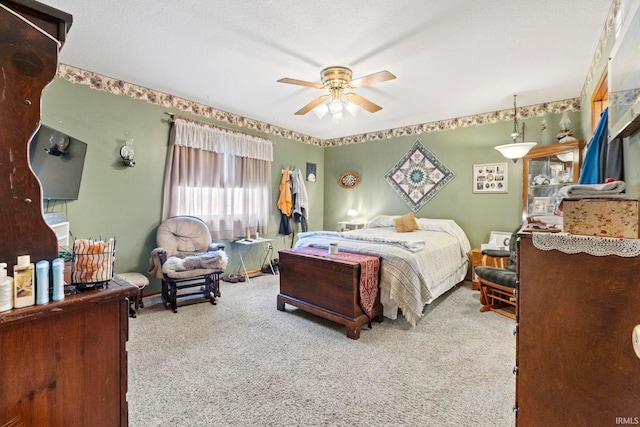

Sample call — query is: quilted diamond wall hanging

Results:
[384,140,455,212]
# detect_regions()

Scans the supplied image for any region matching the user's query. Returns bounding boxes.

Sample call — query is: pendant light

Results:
[494,95,537,161]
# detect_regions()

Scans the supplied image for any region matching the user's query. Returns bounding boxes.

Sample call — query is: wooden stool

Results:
[117,272,149,311]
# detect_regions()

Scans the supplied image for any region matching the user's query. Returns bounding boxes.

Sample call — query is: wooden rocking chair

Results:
[475,225,521,320]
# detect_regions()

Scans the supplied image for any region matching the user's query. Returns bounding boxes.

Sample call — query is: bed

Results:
[293,215,471,326]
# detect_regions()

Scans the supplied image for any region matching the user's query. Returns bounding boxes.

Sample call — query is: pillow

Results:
[365,215,398,228]
[394,212,419,233]
[417,217,452,232]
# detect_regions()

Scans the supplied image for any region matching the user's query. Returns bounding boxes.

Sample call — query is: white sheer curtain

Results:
[163,118,273,240]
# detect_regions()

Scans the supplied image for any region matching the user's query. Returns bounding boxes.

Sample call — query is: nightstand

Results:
[338,222,365,231]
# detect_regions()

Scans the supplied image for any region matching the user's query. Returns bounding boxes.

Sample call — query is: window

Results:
[591,71,608,134]
[163,118,273,240]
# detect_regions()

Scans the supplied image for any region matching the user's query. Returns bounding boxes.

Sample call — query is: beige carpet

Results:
[127,275,515,427]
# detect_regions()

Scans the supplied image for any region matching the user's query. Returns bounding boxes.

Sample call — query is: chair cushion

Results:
[117,272,149,289]
[475,266,517,288]
[162,250,228,276]
[481,249,510,258]
[157,216,212,256]
[164,268,223,279]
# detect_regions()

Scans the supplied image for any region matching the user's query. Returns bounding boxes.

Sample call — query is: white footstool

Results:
[117,272,149,310]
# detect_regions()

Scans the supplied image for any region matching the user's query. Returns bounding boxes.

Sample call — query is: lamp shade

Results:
[494,142,537,159]
[347,209,358,219]
[345,101,361,117]
[313,104,328,120]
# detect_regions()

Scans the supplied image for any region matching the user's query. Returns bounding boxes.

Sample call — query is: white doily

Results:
[532,232,640,257]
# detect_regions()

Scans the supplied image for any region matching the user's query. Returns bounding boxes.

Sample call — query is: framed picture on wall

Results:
[306,162,317,182]
[473,163,508,193]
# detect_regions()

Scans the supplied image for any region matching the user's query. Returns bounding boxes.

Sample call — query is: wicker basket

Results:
[71,238,116,289]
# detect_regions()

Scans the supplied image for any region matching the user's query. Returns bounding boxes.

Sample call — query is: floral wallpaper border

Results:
[580,0,619,103]
[57,63,584,149]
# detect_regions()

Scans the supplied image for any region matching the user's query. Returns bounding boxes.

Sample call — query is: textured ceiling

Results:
[42,0,613,141]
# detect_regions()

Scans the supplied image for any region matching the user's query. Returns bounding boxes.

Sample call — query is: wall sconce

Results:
[347,209,358,222]
[494,95,537,161]
[46,130,70,156]
[120,132,135,167]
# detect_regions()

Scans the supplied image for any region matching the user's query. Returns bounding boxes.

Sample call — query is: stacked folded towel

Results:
[558,180,627,199]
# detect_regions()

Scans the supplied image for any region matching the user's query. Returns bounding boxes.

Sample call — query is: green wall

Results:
[41,76,586,294]
[41,78,324,293]
[323,112,582,248]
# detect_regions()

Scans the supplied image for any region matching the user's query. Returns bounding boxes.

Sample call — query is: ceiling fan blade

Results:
[294,95,329,115]
[344,93,382,113]
[349,70,396,88]
[277,77,324,89]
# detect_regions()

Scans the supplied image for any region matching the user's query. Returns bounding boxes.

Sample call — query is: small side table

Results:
[234,238,274,281]
[470,247,508,290]
[338,222,365,232]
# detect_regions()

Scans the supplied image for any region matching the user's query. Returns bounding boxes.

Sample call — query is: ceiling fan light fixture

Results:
[313,103,329,120]
[329,98,343,115]
[332,112,344,123]
[345,101,361,117]
[278,66,396,122]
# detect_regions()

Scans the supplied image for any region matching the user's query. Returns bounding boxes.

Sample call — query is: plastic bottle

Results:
[0,263,13,312]
[14,255,35,308]
[36,260,50,305]
[52,258,65,301]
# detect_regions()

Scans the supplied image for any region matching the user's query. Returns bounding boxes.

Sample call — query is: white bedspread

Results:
[294,223,470,326]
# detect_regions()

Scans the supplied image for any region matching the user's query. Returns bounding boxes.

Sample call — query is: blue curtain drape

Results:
[578,107,624,184]
[578,108,608,184]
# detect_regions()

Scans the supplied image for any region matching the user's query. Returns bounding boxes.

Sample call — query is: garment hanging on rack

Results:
[291,169,309,232]
[277,168,292,235]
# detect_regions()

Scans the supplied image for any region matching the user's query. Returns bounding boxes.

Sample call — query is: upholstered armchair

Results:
[149,216,227,312]
[474,225,522,320]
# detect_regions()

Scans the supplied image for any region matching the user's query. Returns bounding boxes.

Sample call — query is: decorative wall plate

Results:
[338,171,361,189]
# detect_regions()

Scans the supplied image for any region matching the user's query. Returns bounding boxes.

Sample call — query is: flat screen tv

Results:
[29,124,87,200]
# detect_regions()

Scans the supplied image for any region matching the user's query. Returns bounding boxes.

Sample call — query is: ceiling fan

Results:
[277,66,396,122]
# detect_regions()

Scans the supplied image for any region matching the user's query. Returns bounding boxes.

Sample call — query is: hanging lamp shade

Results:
[495,95,537,160]
[495,142,537,159]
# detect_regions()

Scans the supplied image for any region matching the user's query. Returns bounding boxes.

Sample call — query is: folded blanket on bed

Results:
[363,216,471,256]
[297,230,426,252]
[557,180,627,199]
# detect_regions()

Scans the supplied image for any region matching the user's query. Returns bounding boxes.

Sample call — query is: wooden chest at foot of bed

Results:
[277,249,383,339]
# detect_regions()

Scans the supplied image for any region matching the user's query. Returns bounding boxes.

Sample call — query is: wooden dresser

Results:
[0,3,138,425]
[0,0,73,274]
[516,233,640,426]
[0,277,138,426]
